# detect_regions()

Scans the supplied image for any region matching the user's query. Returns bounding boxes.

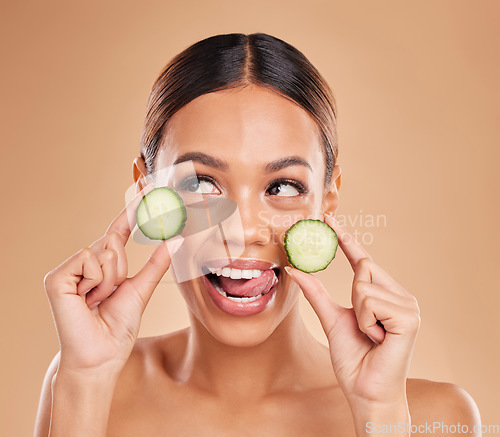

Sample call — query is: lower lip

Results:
[202,273,278,317]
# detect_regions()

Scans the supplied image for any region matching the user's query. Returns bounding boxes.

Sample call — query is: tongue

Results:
[218,269,278,297]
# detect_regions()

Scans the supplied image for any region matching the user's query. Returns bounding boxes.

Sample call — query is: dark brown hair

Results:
[140,32,338,188]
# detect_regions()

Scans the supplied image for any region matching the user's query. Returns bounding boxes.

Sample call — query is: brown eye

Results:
[267,178,308,197]
[268,183,299,197]
[178,175,220,195]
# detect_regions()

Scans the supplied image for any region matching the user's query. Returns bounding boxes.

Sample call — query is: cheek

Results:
[260,201,323,245]
[177,279,204,318]
[279,275,302,308]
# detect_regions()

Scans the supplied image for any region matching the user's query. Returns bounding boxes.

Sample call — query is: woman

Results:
[35,33,481,436]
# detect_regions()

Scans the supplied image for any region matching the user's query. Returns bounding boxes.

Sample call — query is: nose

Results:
[220,193,271,247]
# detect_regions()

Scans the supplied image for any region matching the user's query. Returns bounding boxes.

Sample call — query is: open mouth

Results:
[201,266,280,303]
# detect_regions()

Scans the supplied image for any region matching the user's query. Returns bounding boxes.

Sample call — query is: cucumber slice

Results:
[136,187,187,240]
[284,219,338,272]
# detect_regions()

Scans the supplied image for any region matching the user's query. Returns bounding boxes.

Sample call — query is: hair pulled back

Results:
[140,32,338,188]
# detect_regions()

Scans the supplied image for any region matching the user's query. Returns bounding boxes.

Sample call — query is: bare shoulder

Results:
[134,326,190,369]
[406,378,482,435]
[112,327,190,399]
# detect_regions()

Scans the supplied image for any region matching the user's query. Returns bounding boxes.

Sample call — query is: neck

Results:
[178,303,333,399]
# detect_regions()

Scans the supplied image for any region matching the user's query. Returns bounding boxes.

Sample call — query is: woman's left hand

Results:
[285,213,420,415]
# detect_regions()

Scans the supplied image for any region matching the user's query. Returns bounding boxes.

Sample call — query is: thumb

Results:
[126,236,184,311]
[285,265,346,337]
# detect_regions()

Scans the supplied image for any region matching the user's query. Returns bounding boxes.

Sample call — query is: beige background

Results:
[1,0,499,434]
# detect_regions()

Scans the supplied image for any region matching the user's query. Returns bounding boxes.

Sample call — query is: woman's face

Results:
[150,84,340,347]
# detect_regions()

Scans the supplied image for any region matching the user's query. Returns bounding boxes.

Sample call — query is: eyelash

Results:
[177,175,309,196]
[267,177,309,196]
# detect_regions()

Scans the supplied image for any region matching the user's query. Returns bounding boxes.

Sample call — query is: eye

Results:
[177,175,220,195]
[267,178,308,197]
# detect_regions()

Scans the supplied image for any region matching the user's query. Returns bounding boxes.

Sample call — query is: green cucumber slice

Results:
[284,219,338,272]
[136,187,187,240]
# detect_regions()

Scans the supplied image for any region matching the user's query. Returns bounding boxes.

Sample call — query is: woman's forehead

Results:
[157,85,323,168]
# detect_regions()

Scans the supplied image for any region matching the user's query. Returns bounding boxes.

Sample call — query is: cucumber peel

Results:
[284,219,338,272]
[136,187,187,240]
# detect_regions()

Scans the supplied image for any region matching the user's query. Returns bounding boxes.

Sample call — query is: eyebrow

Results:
[172,152,312,173]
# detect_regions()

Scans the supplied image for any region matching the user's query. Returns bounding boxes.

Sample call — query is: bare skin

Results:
[103,332,477,436]
[35,85,481,436]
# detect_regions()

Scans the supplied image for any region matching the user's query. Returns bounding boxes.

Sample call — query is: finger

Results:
[353,256,414,299]
[103,232,128,284]
[89,231,128,285]
[369,263,411,298]
[71,249,104,297]
[104,182,156,246]
[83,249,118,308]
[44,250,105,339]
[352,279,418,342]
[356,295,421,346]
[109,236,184,313]
[352,279,417,314]
[46,248,103,299]
[284,266,346,338]
[323,213,373,271]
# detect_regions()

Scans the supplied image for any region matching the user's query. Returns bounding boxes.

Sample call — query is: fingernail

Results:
[284,266,294,276]
[367,334,379,344]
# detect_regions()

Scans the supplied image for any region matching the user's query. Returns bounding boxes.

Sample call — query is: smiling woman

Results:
[35,33,481,437]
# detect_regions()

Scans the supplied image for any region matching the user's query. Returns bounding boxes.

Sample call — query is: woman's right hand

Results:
[43,182,183,375]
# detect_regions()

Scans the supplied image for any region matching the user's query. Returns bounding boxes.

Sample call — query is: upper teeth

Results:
[207,266,263,279]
